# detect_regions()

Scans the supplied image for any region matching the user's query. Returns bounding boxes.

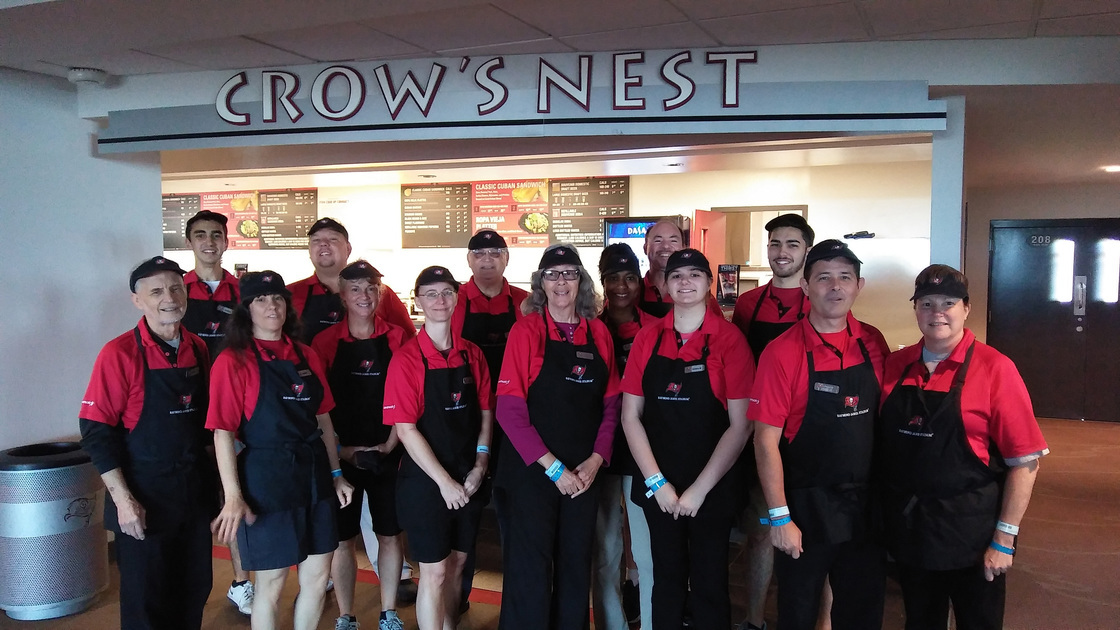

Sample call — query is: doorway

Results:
[987,219,1120,422]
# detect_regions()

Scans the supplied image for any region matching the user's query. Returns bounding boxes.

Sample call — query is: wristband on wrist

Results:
[768,506,790,519]
[476,445,490,454]
[546,460,564,482]
[331,468,343,479]
[644,478,667,498]
[989,540,1015,556]
[996,520,1020,536]
[770,516,792,527]
[644,472,665,488]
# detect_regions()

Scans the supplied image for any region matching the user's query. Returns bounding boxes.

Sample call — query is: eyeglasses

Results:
[470,248,506,259]
[541,269,580,281]
[418,289,456,300]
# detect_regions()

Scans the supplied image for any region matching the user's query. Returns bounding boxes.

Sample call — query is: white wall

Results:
[0,69,162,450]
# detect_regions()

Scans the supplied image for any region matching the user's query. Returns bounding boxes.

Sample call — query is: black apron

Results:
[328,333,401,476]
[299,284,344,344]
[632,330,737,516]
[460,293,517,471]
[237,341,333,513]
[745,283,806,364]
[640,285,672,318]
[879,342,1006,570]
[104,329,214,533]
[781,334,879,547]
[602,313,643,476]
[496,313,609,485]
[399,350,482,487]
[181,284,236,357]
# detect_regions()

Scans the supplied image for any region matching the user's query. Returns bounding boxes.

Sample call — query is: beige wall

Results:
[965,182,1120,342]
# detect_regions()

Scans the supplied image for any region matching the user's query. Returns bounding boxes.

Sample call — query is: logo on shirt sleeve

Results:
[81,400,95,407]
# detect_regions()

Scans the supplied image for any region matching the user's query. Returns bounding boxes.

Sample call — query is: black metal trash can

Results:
[0,442,108,620]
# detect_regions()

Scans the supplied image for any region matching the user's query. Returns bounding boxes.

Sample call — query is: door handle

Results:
[1074,275,1087,316]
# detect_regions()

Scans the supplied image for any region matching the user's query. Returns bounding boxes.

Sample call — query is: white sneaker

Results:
[379,611,404,630]
[335,616,360,630]
[227,581,253,616]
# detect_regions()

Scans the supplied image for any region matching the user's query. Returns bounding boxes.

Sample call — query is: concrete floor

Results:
[2,418,1116,629]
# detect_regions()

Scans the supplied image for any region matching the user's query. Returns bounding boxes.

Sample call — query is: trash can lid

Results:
[0,442,91,471]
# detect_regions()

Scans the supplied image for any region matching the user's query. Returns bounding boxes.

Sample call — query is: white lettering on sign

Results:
[374,63,447,120]
[705,51,757,107]
[311,66,365,121]
[216,72,250,125]
[613,52,645,110]
[475,57,508,116]
[263,71,302,123]
[661,51,695,111]
[538,55,593,113]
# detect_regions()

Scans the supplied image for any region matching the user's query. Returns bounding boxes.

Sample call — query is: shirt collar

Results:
[338,315,393,342]
[464,276,511,300]
[799,311,863,349]
[919,328,975,365]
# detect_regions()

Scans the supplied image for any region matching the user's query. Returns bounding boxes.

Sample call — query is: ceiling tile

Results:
[361,5,548,51]
[438,37,573,56]
[138,37,313,70]
[1039,0,1120,19]
[882,21,1032,41]
[251,23,424,62]
[560,22,719,51]
[669,0,848,21]
[1036,12,1120,35]
[861,0,1035,37]
[494,0,688,37]
[42,49,202,76]
[700,4,869,45]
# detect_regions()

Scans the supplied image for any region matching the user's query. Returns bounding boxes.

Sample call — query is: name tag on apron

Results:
[217,305,234,314]
[298,369,313,378]
[684,364,706,373]
[186,367,200,377]
[576,351,595,360]
[813,382,840,394]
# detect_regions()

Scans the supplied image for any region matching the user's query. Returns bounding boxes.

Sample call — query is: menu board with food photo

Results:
[401,183,473,248]
[471,179,551,248]
[162,193,202,250]
[199,191,262,250]
[548,176,630,247]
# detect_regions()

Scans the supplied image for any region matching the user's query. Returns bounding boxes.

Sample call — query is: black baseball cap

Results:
[805,239,862,272]
[599,243,641,278]
[664,248,712,278]
[307,217,349,239]
[185,210,229,237]
[765,213,815,246]
[239,271,292,304]
[339,260,383,282]
[911,266,969,301]
[468,229,508,250]
[129,256,186,293]
[538,244,582,269]
[414,266,460,293]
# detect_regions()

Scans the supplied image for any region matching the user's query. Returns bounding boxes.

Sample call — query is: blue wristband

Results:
[476,445,490,454]
[546,460,564,482]
[769,515,791,527]
[644,478,667,498]
[331,468,343,479]
[644,472,665,488]
[989,540,1015,556]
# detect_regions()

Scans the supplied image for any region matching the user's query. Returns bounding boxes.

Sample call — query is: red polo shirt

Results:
[731,282,809,334]
[881,329,1049,466]
[600,308,662,359]
[80,320,209,430]
[206,337,334,432]
[450,277,530,335]
[748,313,890,441]
[382,328,493,424]
[287,274,416,335]
[183,269,239,302]
[641,271,726,318]
[311,316,411,369]
[622,311,754,407]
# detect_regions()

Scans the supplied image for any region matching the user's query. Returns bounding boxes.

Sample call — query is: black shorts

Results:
[338,460,401,540]
[396,472,485,564]
[236,498,338,571]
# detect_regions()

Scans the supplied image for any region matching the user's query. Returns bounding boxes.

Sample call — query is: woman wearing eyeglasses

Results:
[383,266,493,630]
[495,244,621,630]
[620,249,753,630]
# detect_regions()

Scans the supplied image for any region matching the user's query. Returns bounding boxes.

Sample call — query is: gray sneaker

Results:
[335,616,359,630]
[379,611,404,630]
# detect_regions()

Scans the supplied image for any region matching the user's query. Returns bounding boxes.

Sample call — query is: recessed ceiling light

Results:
[1103,165,1120,173]
[417,174,437,179]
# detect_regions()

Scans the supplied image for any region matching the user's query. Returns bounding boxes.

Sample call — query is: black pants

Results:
[898,562,1006,630]
[114,513,213,630]
[774,538,886,630]
[643,504,734,630]
[498,472,599,630]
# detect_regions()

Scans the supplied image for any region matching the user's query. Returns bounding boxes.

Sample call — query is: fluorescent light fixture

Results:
[1103,165,1120,173]
[1096,239,1120,304]
[1050,239,1075,303]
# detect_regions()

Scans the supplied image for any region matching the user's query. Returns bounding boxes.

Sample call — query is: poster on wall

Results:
[471,179,550,248]
[200,191,261,250]
[401,183,473,248]
[162,189,318,250]
[162,193,201,250]
[548,176,629,247]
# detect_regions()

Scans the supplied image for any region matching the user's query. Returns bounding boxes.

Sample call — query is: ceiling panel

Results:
[495,0,688,37]
[1037,12,1120,35]
[361,5,548,51]
[1039,0,1120,19]
[701,3,869,45]
[861,0,1036,37]
[668,0,848,21]
[881,21,1031,41]
[438,37,574,56]
[252,23,425,62]
[42,49,202,76]
[560,22,718,51]
[139,37,312,70]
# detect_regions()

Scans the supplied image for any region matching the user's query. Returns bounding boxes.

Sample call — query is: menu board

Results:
[401,183,473,248]
[162,193,201,250]
[162,189,318,250]
[548,177,629,247]
[471,179,550,248]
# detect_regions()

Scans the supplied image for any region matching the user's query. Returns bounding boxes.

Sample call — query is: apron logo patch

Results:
[360,360,374,370]
[813,382,840,394]
[328,311,340,321]
[908,415,924,427]
[666,382,681,394]
[180,394,192,406]
[844,395,859,409]
[291,383,305,394]
[571,365,586,377]
[452,392,461,404]
[206,321,220,332]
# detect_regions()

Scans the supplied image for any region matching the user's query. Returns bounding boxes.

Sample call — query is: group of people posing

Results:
[80,210,1048,630]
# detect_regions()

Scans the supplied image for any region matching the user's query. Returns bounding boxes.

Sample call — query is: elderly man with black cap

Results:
[749,239,891,630]
[288,218,415,343]
[78,256,216,630]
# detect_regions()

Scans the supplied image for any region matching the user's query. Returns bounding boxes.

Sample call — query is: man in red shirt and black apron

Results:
[750,240,890,630]
[78,257,216,630]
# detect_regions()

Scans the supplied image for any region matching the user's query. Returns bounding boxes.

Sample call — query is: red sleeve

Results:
[451,294,467,337]
[980,349,1048,462]
[377,285,416,336]
[79,336,140,426]
[731,289,761,335]
[590,318,622,399]
[466,341,494,411]
[748,337,800,433]
[300,342,334,415]
[496,316,539,400]
[206,350,254,432]
[718,321,754,399]
[861,323,892,383]
[310,325,340,370]
[620,324,658,397]
[383,341,424,425]
[287,277,310,316]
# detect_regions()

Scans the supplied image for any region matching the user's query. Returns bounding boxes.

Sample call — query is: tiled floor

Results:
[2,418,1117,629]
